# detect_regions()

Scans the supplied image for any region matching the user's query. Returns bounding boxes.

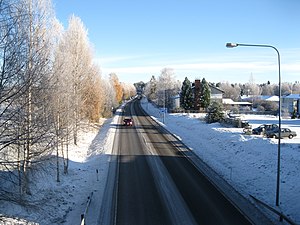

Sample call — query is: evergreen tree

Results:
[180,77,188,106]
[200,78,211,109]
[185,87,194,110]
[205,101,224,123]
[180,77,193,110]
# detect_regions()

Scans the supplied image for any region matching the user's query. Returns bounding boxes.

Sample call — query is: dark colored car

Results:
[252,124,278,135]
[266,128,297,139]
[123,118,133,126]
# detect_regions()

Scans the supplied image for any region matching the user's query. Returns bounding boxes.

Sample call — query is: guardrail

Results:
[80,192,94,225]
[250,195,297,225]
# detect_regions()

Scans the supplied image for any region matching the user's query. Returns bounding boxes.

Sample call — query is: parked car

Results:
[252,124,278,135]
[266,128,297,139]
[123,118,133,126]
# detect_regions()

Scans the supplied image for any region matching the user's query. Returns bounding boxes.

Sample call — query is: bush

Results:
[205,101,225,123]
[230,106,239,114]
[254,100,278,111]
[261,101,278,111]
[256,105,265,112]
[291,109,297,119]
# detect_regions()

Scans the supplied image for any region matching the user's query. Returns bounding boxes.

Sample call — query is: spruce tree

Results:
[205,101,224,123]
[185,86,194,110]
[180,77,193,110]
[180,77,189,106]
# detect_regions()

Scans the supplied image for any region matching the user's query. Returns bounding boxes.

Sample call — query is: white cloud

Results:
[100,61,300,75]
[94,55,142,64]
[96,48,300,83]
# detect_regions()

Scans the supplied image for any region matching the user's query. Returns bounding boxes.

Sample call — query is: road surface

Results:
[99,98,272,225]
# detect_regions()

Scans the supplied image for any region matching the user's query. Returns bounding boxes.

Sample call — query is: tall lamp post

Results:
[226,42,282,207]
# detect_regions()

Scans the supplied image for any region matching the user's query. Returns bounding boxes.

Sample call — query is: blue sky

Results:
[53,0,300,84]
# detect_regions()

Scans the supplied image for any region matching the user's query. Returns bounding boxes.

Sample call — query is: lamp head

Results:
[226,43,238,48]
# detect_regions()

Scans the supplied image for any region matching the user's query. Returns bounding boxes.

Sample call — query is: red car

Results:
[123,118,133,126]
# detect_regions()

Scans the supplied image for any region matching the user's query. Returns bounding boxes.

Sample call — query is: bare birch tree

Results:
[0,0,27,201]
[59,15,94,145]
[16,0,55,195]
[122,83,136,100]
[81,64,104,123]
[0,0,120,205]
[156,68,179,107]
[144,75,157,102]
[0,0,56,199]
[101,78,117,117]
[49,18,68,180]
[109,73,123,105]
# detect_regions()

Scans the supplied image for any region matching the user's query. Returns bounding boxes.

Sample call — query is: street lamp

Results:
[226,42,282,207]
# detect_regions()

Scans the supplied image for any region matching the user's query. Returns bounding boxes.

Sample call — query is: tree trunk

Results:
[56,137,60,182]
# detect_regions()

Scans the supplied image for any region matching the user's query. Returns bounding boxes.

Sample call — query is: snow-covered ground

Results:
[1,98,299,224]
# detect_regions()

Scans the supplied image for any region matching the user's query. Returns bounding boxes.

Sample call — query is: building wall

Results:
[282,97,300,114]
[193,80,201,110]
[211,93,223,100]
[171,96,180,109]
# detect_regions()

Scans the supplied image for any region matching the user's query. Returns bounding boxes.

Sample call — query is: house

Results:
[241,95,279,102]
[222,98,252,111]
[282,94,300,114]
[170,95,180,110]
[192,79,224,110]
[210,84,224,102]
[261,96,279,102]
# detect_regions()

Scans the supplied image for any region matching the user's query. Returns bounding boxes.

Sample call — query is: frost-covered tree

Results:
[243,74,261,97]
[144,75,157,101]
[219,82,241,101]
[59,15,95,145]
[157,68,180,108]
[260,83,275,96]
[0,0,56,197]
[122,83,136,100]
[292,82,300,94]
[101,78,117,117]
[0,0,28,200]
[0,0,119,205]
[273,82,291,96]
[49,18,72,179]
[109,73,123,104]
[82,64,104,122]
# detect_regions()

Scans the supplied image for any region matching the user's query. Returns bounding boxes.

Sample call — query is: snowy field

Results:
[1,99,299,224]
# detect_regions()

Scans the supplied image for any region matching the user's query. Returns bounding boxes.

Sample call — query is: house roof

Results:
[283,94,300,99]
[209,84,225,93]
[241,95,279,102]
[222,98,252,105]
[264,96,279,101]
[191,80,225,94]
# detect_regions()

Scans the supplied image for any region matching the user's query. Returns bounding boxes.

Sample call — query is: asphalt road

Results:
[111,99,255,225]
